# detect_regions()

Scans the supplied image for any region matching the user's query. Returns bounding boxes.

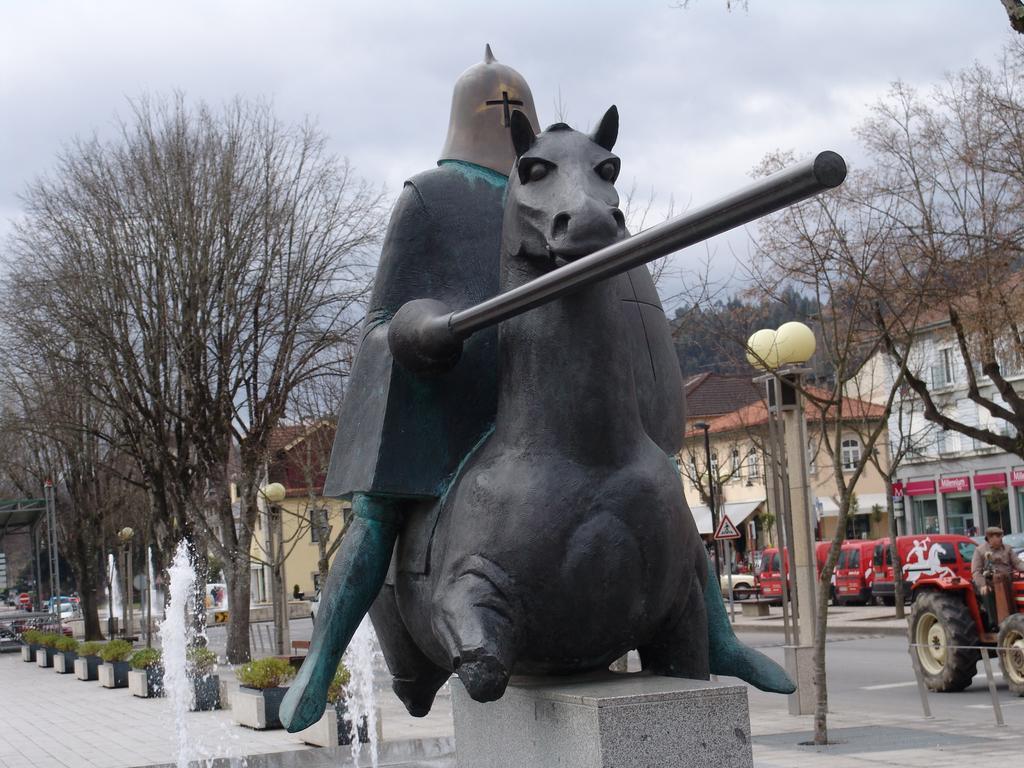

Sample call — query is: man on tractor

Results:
[972,526,1024,626]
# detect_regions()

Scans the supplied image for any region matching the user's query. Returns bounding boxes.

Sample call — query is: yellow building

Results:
[247,423,350,603]
[679,387,892,560]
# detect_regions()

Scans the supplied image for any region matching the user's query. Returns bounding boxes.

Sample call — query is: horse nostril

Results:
[553,213,571,239]
[612,209,625,230]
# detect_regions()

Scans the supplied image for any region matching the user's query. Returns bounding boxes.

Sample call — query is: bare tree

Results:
[862,48,1024,459]
[3,94,386,661]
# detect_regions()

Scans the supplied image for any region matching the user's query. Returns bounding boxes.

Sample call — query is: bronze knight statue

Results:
[279,46,830,732]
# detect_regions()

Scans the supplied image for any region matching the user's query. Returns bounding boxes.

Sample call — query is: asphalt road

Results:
[739,630,1023,728]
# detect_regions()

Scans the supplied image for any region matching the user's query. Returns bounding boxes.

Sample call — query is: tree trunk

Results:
[225,552,253,663]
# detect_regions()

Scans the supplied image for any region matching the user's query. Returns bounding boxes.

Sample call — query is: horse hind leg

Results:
[432,555,519,703]
[637,573,710,680]
[369,583,450,717]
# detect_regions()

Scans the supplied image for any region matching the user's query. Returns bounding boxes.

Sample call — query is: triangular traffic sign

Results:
[713,513,741,540]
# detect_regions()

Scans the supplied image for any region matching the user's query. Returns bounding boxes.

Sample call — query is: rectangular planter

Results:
[55,651,78,674]
[128,667,164,698]
[74,655,101,681]
[98,660,130,688]
[296,700,369,747]
[20,644,36,662]
[191,674,220,711]
[36,647,56,668]
[232,686,288,729]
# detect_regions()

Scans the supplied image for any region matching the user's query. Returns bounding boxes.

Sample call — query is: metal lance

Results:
[388,151,846,369]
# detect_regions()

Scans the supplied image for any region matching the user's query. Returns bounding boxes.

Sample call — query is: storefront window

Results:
[1018,489,1024,533]
[944,494,974,536]
[981,488,1011,533]
[845,514,870,539]
[912,497,940,534]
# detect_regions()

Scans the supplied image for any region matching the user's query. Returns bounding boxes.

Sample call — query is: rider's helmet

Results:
[439,45,541,176]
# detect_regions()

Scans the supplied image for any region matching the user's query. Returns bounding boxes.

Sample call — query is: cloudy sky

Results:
[0,1,1015,307]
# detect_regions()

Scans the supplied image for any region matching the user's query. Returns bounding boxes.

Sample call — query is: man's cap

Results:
[985,526,1004,538]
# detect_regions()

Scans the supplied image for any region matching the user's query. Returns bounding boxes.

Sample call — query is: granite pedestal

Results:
[451,672,753,768]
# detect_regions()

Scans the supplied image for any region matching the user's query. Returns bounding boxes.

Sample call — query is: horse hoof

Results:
[393,678,439,717]
[456,650,510,702]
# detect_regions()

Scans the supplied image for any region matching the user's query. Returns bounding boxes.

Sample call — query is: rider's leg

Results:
[704,557,796,694]
[280,494,402,732]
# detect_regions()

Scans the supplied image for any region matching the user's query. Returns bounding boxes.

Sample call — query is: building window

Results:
[841,438,861,471]
[310,507,329,543]
[731,448,741,476]
[933,348,955,388]
[689,457,699,487]
[710,451,719,476]
[747,451,760,481]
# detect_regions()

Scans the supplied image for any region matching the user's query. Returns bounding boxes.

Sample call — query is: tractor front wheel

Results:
[997,613,1024,696]
[909,591,980,692]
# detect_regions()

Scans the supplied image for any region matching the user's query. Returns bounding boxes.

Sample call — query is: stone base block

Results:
[36,648,54,668]
[54,653,77,674]
[784,645,815,716]
[98,661,129,688]
[452,672,752,768]
[128,669,148,697]
[20,645,35,662]
[232,687,286,729]
[74,656,100,681]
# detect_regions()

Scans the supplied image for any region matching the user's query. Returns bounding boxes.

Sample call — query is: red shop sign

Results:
[1012,469,1024,487]
[904,480,936,497]
[939,476,971,494]
[973,472,1006,490]
[892,481,904,498]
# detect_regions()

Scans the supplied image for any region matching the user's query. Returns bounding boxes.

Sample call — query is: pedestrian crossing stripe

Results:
[713,514,741,540]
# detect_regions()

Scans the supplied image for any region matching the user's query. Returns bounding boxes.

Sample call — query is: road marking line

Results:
[861,682,919,690]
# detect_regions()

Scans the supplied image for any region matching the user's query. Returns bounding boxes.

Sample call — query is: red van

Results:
[833,539,876,605]
[758,542,832,603]
[871,534,977,605]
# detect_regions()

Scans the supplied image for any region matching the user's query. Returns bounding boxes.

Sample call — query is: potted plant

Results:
[296,662,370,747]
[36,632,60,668]
[128,647,164,698]
[74,641,104,681]
[98,639,133,688]
[20,629,42,662]
[54,636,79,674]
[188,647,220,711]
[233,657,295,729]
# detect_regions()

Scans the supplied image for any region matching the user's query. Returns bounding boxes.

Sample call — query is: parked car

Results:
[310,589,321,622]
[871,534,976,605]
[719,571,757,601]
[833,539,876,605]
[47,596,77,619]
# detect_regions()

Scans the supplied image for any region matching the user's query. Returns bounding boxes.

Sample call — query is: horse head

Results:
[502,107,627,274]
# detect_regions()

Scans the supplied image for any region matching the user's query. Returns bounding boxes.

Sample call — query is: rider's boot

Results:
[705,559,796,694]
[280,494,402,732]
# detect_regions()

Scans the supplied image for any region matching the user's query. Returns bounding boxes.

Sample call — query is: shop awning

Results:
[689,499,765,535]
[815,492,888,517]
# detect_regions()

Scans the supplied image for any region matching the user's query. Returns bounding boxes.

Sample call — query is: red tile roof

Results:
[684,373,762,419]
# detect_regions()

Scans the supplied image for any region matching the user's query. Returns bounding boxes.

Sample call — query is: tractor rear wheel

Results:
[997,613,1024,696]
[909,591,980,692]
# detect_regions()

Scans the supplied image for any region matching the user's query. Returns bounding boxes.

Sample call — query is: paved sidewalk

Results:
[3,642,1021,768]
[729,602,911,637]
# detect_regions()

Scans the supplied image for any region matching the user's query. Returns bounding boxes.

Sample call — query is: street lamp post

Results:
[117,527,134,639]
[260,482,289,656]
[747,321,818,716]
[694,422,721,582]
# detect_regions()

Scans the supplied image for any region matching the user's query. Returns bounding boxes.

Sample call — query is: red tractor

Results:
[909,568,1024,694]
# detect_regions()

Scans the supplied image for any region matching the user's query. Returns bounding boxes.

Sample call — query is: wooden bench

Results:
[291,640,310,655]
[741,601,772,618]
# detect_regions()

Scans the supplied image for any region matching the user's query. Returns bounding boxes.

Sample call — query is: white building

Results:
[880,316,1023,536]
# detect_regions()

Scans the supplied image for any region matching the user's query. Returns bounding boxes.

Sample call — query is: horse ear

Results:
[510,109,536,158]
[591,105,618,151]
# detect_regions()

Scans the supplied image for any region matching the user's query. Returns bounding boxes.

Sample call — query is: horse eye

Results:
[597,161,617,182]
[528,162,548,183]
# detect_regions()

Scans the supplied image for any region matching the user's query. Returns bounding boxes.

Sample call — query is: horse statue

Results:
[379,107,713,706]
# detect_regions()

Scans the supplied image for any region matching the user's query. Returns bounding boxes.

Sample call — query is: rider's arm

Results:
[971,545,987,589]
